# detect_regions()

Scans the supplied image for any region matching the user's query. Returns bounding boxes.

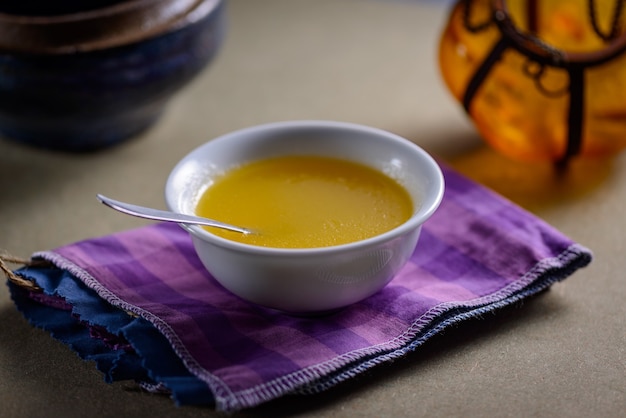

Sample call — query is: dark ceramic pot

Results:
[0,0,225,151]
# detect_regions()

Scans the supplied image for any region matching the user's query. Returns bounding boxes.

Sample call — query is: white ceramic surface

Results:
[165,120,444,313]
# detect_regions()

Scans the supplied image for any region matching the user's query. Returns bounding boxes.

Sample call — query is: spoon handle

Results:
[96,194,251,234]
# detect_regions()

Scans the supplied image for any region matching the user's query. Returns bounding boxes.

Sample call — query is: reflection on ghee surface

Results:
[195,156,413,248]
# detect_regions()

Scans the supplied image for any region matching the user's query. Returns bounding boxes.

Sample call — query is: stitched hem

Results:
[33,243,591,412]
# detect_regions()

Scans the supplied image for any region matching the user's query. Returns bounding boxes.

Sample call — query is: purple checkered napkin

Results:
[15,165,591,412]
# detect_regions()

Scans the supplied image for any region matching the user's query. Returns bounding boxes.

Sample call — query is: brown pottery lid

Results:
[0,0,221,54]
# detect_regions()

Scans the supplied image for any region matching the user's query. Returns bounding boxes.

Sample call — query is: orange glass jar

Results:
[439,0,626,164]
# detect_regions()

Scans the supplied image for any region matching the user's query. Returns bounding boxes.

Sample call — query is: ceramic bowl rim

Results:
[166,120,445,257]
[0,0,223,54]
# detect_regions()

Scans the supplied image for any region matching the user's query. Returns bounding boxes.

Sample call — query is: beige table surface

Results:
[1,1,624,417]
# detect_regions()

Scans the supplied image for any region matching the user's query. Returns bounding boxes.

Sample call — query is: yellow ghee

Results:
[195,155,413,248]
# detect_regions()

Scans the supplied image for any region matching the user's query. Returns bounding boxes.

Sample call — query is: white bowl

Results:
[165,120,444,314]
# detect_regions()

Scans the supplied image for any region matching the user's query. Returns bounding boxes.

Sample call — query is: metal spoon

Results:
[96,194,253,235]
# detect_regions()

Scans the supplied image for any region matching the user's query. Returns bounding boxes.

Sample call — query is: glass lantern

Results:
[439,0,626,166]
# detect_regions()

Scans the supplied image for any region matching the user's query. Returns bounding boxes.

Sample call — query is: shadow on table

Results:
[411,127,614,214]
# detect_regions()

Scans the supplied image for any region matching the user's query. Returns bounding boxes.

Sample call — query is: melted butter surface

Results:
[195,155,413,248]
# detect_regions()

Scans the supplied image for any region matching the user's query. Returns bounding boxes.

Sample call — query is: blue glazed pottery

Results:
[0,0,225,151]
